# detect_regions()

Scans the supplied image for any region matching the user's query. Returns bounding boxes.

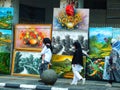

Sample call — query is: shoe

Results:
[38,79,42,82]
[105,83,112,87]
[70,82,77,85]
[82,78,86,85]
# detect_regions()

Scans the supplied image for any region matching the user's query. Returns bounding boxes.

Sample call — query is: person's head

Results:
[72,41,81,50]
[42,38,52,51]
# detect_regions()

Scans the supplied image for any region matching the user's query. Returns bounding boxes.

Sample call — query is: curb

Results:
[0,83,68,90]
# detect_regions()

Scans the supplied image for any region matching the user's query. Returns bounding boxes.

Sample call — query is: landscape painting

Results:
[12,50,42,77]
[52,30,88,55]
[14,24,52,51]
[0,7,13,29]
[89,27,112,58]
[0,29,12,53]
[0,52,10,74]
[51,54,86,78]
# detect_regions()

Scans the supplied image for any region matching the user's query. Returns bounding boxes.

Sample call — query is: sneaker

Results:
[82,78,86,85]
[105,83,112,87]
[70,82,77,85]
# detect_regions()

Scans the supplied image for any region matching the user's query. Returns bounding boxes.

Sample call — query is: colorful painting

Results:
[0,0,11,7]
[53,8,89,30]
[51,54,86,78]
[86,58,105,80]
[0,8,13,29]
[60,0,78,8]
[0,52,10,74]
[89,27,112,58]
[113,28,120,40]
[52,30,88,55]
[0,29,12,53]
[14,24,52,51]
[11,50,42,77]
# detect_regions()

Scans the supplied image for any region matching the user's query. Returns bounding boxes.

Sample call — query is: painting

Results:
[86,58,105,80]
[51,54,86,78]
[11,50,42,77]
[0,0,11,7]
[89,27,112,58]
[0,29,12,53]
[52,30,88,55]
[14,24,52,51]
[53,8,89,31]
[0,7,13,29]
[0,52,10,74]
[113,28,120,40]
[60,0,78,8]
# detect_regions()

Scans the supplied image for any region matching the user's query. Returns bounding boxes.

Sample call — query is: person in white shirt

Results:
[38,38,52,81]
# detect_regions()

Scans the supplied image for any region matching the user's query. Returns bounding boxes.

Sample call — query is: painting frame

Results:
[11,50,42,77]
[14,24,52,51]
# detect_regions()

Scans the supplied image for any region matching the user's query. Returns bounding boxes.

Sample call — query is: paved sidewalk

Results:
[0,75,120,90]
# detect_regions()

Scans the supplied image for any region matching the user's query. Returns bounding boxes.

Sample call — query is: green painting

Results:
[86,57,105,80]
[0,8,13,29]
[89,27,112,58]
[0,52,10,74]
[12,51,41,76]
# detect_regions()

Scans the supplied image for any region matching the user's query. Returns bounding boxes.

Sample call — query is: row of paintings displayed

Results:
[11,50,86,78]
[10,50,108,81]
[1,27,120,77]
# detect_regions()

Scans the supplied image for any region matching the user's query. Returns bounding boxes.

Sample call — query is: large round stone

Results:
[41,69,57,85]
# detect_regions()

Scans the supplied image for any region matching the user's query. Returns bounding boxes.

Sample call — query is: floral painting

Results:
[0,8,13,29]
[53,8,89,30]
[89,27,112,58]
[12,50,42,76]
[14,24,52,51]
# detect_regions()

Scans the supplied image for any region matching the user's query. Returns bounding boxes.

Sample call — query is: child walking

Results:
[71,41,86,85]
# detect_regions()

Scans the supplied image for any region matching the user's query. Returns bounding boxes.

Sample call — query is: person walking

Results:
[71,41,86,85]
[38,38,53,81]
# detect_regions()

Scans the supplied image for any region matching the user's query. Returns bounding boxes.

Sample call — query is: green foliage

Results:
[0,52,10,74]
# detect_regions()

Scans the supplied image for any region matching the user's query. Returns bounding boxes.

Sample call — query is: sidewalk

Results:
[0,75,120,90]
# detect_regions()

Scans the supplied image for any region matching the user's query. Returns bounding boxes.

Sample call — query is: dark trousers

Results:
[108,70,115,84]
[39,61,49,77]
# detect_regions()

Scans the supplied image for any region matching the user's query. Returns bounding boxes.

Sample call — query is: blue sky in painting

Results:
[89,27,112,43]
[0,8,14,17]
[0,29,12,35]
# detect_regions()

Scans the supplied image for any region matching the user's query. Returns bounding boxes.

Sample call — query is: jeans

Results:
[39,61,49,77]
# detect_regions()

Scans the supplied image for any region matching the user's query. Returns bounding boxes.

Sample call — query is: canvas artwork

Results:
[53,8,89,31]
[112,28,120,40]
[0,7,13,29]
[0,52,10,74]
[0,29,12,53]
[14,24,52,51]
[89,27,112,58]
[12,50,42,76]
[0,0,11,7]
[60,0,78,8]
[51,54,86,78]
[52,30,88,55]
[86,58,105,80]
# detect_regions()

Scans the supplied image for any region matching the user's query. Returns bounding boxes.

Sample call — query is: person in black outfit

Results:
[71,41,86,85]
